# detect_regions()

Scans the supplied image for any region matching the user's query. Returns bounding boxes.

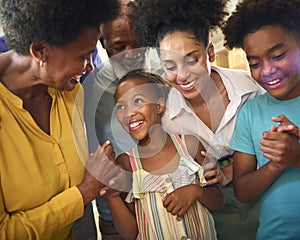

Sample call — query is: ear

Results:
[99,35,106,50]
[29,41,47,63]
[99,24,106,50]
[157,97,165,114]
[207,43,215,62]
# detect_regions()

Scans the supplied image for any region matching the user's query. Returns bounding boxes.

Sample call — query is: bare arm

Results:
[106,197,137,240]
[233,151,282,202]
[106,153,138,240]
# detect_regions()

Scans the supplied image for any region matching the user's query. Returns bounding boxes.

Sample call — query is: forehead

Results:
[160,31,205,60]
[243,25,299,56]
[116,78,158,100]
[102,17,132,38]
[60,27,100,55]
[101,4,132,41]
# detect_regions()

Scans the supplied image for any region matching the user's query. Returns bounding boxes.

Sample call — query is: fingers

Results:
[163,195,183,217]
[99,140,116,161]
[201,151,217,165]
[85,146,132,192]
[203,163,223,185]
[271,115,299,138]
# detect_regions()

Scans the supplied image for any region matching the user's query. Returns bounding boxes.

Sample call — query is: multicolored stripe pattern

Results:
[126,134,217,240]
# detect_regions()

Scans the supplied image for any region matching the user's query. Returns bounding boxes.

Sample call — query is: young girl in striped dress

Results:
[106,70,224,240]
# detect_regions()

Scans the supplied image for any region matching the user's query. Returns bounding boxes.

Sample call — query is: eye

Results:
[248,60,261,69]
[110,46,126,55]
[134,97,144,105]
[163,63,177,72]
[116,103,125,111]
[186,58,198,66]
[272,51,286,61]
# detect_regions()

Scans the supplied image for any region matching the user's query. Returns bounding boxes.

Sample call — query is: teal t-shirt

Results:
[230,92,300,240]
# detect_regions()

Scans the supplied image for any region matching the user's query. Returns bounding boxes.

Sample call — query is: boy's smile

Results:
[244,25,300,100]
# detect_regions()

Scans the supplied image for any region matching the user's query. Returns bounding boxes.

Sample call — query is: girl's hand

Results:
[163,184,199,218]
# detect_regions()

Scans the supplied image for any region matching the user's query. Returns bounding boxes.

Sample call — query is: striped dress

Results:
[126,134,217,240]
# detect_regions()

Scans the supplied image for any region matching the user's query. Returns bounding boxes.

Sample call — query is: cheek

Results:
[249,68,261,82]
[164,71,177,85]
[116,111,123,123]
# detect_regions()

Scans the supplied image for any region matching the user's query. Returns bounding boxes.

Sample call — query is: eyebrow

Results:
[247,43,285,61]
[161,50,202,63]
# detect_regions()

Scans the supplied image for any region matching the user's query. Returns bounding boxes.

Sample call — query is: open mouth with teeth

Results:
[179,80,196,91]
[261,78,283,87]
[129,120,144,131]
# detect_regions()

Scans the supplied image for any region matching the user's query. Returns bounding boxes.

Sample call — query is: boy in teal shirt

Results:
[223,0,300,239]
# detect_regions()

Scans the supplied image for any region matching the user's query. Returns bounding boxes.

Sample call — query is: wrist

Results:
[267,161,284,174]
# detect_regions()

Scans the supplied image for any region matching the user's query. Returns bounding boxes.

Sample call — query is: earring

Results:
[39,60,43,68]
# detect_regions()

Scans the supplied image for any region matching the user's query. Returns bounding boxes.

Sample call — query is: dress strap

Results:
[169,134,189,157]
[129,146,142,172]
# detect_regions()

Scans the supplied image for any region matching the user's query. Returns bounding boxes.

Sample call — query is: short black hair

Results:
[129,0,229,47]
[0,0,120,55]
[115,69,171,100]
[223,0,300,49]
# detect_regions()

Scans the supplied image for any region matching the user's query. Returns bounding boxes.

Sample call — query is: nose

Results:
[124,48,141,60]
[260,60,276,78]
[176,65,190,83]
[125,103,137,119]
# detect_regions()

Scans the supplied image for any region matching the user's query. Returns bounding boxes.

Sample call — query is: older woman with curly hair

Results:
[128,0,263,239]
[0,0,123,239]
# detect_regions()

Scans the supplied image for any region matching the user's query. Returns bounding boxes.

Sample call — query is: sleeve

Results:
[0,186,84,240]
[230,102,256,155]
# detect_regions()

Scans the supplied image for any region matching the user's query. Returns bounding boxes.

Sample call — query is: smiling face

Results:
[41,27,100,91]
[100,4,146,71]
[244,25,300,100]
[115,78,164,143]
[159,31,211,100]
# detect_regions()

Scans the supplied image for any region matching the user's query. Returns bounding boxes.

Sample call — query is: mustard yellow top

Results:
[0,83,88,240]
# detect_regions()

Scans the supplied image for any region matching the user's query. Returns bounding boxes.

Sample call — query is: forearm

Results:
[198,185,224,211]
[234,161,282,202]
[106,197,138,240]
[219,163,233,186]
[0,187,83,239]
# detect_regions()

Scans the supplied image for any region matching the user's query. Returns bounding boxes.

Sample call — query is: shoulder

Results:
[213,66,262,95]
[116,152,132,172]
[242,92,268,108]
[213,66,250,78]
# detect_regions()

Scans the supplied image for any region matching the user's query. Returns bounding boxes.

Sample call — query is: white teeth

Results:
[129,121,143,128]
[265,79,280,85]
[180,80,195,90]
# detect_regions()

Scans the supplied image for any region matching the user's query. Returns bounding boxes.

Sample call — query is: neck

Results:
[0,51,48,98]
[138,125,167,159]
